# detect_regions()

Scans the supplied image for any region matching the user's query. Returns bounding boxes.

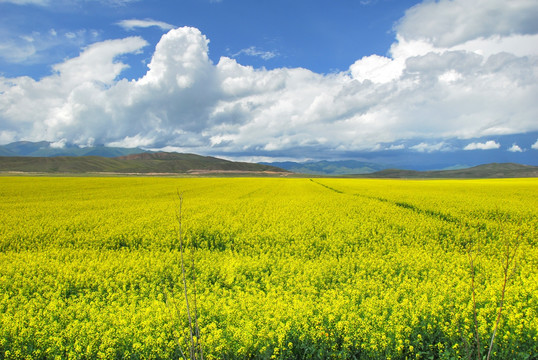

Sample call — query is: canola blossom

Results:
[0,176,537,359]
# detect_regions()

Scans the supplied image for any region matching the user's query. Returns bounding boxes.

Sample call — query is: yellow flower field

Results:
[0,177,537,359]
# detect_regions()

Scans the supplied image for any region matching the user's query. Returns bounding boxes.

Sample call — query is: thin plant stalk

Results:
[191,253,204,360]
[177,191,196,360]
[486,241,519,360]
[468,249,481,360]
[167,296,188,360]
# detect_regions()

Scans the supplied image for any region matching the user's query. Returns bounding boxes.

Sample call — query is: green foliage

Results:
[0,177,537,359]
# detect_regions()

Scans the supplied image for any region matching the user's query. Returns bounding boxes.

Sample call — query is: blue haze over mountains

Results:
[264,132,538,173]
[1,131,537,175]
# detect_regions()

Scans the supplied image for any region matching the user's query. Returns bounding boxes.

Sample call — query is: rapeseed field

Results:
[0,177,536,359]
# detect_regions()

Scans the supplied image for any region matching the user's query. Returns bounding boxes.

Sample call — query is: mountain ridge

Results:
[0,154,536,178]
[0,153,287,175]
[261,160,390,175]
[0,141,148,158]
[355,163,538,179]
[1,142,537,178]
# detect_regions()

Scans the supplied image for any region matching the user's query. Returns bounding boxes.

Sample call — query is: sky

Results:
[1,0,538,166]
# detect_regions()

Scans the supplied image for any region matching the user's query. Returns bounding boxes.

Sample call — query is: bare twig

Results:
[486,240,519,360]
[166,295,188,360]
[468,247,481,360]
[177,191,204,360]
[177,191,196,360]
[191,238,204,360]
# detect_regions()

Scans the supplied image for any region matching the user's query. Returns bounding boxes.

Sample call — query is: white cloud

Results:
[396,0,538,47]
[0,36,147,144]
[464,140,501,150]
[0,28,99,64]
[532,139,538,150]
[371,143,405,151]
[107,134,156,148]
[232,46,278,61]
[1,0,538,159]
[410,142,449,153]
[0,130,16,144]
[452,34,538,59]
[0,40,37,63]
[349,54,398,84]
[117,19,175,31]
[438,69,463,84]
[508,144,523,152]
[50,138,67,148]
[52,36,148,85]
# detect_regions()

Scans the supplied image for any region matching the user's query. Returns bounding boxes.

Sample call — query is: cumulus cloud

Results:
[50,138,67,148]
[117,19,175,31]
[107,134,156,148]
[532,139,538,150]
[1,0,538,159]
[349,54,398,84]
[508,144,523,152]
[464,140,501,150]
[52,36,148,85]
[0,36,148,144]
[388,144,405,150]
[396,0,538,47]
[0,130,16,144]
[410,142,450,153]
[371,143,405,151]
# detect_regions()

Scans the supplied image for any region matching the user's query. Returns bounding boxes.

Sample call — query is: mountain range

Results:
[1,141,537,177]
[260,160,390,175]
[353,163,538,179]
[0,141,147,158]
[0,151,285,175]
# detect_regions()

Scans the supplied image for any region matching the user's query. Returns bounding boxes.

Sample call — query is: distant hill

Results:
[262,160,389,175]
[0,147,16,156]
[1,141,536,178]
[0,141,148,157]
[356,163,538,179]
[0,152,287,175]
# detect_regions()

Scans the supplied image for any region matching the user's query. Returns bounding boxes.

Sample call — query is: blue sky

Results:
[1,0,538,166]
[1,0,420,77]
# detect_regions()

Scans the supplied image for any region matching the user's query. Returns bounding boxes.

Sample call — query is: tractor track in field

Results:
[310,179,462,226]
